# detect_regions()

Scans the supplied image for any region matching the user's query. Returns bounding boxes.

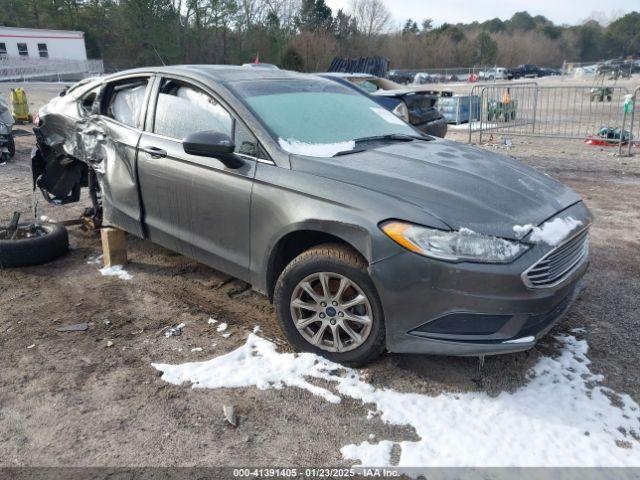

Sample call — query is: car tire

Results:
[8,136,15,159]
[274,243,386,366]
[0,222,69,268]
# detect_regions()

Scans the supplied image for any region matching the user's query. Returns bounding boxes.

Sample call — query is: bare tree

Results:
[349,0,391,37]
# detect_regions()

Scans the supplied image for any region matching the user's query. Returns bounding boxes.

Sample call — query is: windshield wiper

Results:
[333,148,367,157]
[352,133,417,144]
[332,134,432,157]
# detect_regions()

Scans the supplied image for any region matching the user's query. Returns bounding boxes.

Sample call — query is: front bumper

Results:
[370,206,591,356]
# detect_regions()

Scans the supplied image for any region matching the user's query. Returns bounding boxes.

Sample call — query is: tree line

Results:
[1,0,639,72]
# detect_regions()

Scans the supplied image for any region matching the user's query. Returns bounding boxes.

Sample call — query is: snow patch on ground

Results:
[99,265,132,280]
[216,322,228,333]
[152,333,640,467]
[516,217,583,246]
[152,333,344,403]
[278,138,355,157]
[341,440,395,467]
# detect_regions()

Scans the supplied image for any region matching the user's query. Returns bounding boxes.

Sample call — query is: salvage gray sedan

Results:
[32,66,591,365]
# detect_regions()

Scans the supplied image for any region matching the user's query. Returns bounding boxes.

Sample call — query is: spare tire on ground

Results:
[0,222,69,268]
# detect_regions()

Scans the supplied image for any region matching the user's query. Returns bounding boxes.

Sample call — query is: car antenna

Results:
[143,42,166,66]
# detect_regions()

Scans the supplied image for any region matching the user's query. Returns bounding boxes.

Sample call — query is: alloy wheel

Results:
[289,272,373,353]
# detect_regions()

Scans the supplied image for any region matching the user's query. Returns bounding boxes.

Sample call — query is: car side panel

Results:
[248,161,450,294]
[137,133,256,281]
[90,117,146,237]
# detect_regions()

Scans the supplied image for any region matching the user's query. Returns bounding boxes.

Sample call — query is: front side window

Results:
[153,79,260,158]
[17,43,28,57]
[232,78,415,153]
[38,43,48,58]
[104,78,149,128]
[154,80,233,140]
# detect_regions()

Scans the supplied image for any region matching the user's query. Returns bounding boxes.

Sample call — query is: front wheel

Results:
[274,244,385,366]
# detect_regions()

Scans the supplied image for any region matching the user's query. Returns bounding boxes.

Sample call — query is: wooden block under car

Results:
[100,227,127,267]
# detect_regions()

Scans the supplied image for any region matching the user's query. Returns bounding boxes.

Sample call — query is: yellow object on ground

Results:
[10,88,31,123]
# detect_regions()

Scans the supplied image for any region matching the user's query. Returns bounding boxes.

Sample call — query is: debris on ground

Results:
[191,347,202,352]
[164,323,186,337]
[98,264,132,281]
[26,344,35,349]
[106,340,114,347]
[86,254,103,265]
[56,323,89,332]
[585,127,633,146]
[216,322,228,332]
[223,405,237,427]
[207,317,217,325]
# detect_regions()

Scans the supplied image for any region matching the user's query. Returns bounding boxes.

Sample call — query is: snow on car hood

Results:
[290,139,585,240]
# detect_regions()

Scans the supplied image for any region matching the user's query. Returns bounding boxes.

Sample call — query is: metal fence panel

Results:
[467,84,633,149]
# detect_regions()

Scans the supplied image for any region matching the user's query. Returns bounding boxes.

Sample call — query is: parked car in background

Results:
[479,67,513,81]
[0,96,15,162]
[32,66,591,365]
[320,72,447,138]
[513,64,541,79]
[388,70,417,84]
[539,67,560,76]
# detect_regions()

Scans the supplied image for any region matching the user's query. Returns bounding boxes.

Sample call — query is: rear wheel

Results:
[274,244,385,366]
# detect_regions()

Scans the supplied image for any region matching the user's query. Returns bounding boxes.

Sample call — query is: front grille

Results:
[523,228,589,288]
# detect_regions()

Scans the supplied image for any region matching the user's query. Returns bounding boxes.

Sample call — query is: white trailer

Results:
[0,27,102,81]
[0,27,88,61]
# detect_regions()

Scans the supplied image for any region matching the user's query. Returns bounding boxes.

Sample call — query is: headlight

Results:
[381,221,529,263]
[392,102,410,122]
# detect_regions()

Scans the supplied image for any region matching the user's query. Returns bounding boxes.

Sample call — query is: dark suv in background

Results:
[513,64,542,79]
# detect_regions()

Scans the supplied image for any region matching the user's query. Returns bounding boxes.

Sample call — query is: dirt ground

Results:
[0,81,639,468]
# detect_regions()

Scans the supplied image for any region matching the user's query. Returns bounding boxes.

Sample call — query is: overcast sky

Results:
[324,0,636,27]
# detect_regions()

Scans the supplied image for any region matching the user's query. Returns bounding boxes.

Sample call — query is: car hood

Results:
[290,139,582,240]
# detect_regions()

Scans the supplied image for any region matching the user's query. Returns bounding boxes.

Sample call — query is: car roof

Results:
[105,65,312,84]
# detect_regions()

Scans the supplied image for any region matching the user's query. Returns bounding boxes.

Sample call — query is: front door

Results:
[136,77,258,280]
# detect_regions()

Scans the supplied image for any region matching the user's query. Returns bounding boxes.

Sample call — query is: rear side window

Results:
[154,80,232,140]
[104,78,149,128]
[78,87,99,117]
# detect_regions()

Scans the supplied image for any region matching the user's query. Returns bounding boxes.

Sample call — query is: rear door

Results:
[88,75,153,237]
[136,76,260,280]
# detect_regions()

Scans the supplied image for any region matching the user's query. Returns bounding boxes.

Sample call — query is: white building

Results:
[0,26,88,61]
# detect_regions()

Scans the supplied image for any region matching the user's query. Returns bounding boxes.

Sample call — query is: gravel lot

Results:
[0,80,639,469]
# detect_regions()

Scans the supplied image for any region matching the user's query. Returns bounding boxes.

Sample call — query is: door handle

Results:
[141,146,167,158]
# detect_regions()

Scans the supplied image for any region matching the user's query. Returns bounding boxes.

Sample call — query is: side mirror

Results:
[183,131,243,168]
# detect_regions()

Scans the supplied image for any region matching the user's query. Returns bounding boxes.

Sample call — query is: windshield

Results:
[231,78,416,157]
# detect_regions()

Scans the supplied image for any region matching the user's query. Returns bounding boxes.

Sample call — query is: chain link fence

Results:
[0,57,104,81]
